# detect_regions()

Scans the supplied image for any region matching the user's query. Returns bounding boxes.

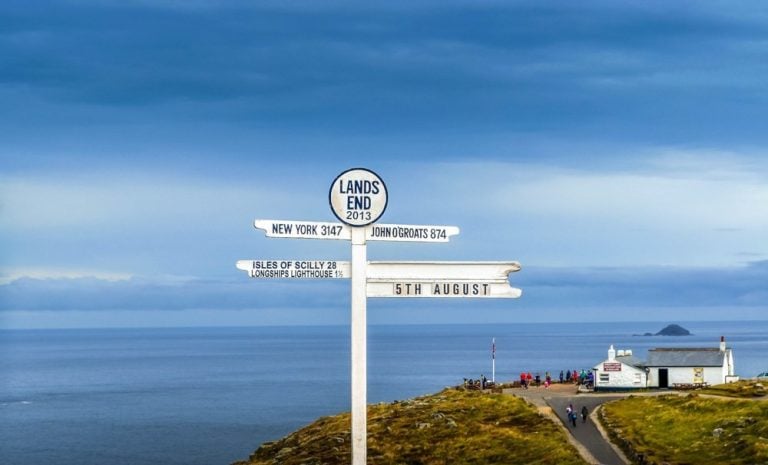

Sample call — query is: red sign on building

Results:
[603,362,622,372]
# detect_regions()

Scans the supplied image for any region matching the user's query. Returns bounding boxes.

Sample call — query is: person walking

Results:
[566,403,576,427]
[581,405,589,423]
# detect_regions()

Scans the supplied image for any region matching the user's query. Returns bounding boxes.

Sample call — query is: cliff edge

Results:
[233,388,588,465]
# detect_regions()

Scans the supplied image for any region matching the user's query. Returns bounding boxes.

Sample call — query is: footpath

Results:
[505,382,767,465]
[504,384,629,465]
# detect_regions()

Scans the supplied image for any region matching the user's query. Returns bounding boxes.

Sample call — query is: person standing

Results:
[581,405,589,423]
[559,370,564,383]
[566,404,576,427]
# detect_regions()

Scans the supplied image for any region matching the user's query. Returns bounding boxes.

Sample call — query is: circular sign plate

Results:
[329,168,388,227]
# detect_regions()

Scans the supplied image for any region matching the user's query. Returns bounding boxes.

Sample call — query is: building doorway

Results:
[659,368,669,388]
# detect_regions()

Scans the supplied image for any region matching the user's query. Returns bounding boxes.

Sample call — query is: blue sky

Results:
[2,0,767,328]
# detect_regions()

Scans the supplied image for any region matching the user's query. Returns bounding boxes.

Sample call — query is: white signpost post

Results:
[237,168,522,465]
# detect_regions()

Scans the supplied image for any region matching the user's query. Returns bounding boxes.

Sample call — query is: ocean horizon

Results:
[2,320,766,465]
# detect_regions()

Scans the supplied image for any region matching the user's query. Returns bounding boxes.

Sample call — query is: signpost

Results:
[235,260,351,279]
[237,168,522,465]
[329,168,388,226]
[254,220,459,243]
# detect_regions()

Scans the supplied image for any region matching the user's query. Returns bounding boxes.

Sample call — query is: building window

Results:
[634,373,642,384]
[599,373,610,383]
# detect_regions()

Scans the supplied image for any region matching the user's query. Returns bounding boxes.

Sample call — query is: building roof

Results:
[592,355,646,371]
[645,348,729,367]
[615,354,645,368]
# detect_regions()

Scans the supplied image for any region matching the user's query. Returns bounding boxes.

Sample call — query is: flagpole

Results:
[492,337,496,383]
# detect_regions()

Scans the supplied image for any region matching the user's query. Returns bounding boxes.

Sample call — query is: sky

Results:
[1,0,767,328]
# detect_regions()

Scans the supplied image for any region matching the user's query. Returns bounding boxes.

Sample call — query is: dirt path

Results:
[505,385,629,465]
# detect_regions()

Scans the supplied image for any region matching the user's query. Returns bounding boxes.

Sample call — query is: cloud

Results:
[0,274,348,312]
[2,0,768,145]
[379,152,768,267]
[2,261,766,314]
[519,260,768,308]
[2,149,766,284]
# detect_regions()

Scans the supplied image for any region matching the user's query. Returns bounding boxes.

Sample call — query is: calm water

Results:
[1,321,766,465]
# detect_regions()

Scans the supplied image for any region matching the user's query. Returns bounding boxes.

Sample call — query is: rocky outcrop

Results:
[655,324,691,336]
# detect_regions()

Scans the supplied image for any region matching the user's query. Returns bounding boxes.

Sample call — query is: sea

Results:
[1,321,766,465]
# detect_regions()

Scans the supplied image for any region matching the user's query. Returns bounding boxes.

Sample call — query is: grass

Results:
[233,388,588,465]
[699,380,767,399]
[600,394,768,465]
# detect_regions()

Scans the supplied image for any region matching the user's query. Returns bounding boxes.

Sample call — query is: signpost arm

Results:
[350,227,367,465]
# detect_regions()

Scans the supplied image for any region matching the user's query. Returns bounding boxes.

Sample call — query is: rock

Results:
[712,427,724,438]
[275,447,295,460]
[655,324,691,336]
[416,422,431,430]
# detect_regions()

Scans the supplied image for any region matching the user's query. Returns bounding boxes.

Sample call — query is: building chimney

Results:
[608,344,616,361]
[720,336,726,352]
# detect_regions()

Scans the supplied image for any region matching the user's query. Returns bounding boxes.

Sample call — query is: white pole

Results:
[492,337,496,384]
[350,227,367,465]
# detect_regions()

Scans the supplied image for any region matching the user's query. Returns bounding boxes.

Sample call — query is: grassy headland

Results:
[234,388,588,465]
[600,394,768,465]
[700,380,767,398]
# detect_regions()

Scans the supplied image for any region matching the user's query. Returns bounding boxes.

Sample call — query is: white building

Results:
[592,337,736,391]
[593,345,647,392]
[645,337,736,388]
